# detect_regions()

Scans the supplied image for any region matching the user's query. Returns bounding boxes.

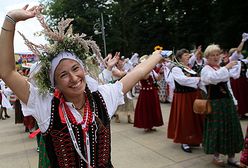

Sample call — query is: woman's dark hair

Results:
[175,48,189,60]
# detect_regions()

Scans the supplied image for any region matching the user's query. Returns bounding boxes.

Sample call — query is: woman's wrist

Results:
[5,15,16,25]
[2,14,16,32]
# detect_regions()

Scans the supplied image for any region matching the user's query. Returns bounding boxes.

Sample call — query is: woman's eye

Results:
[60,73,68,78]
[73,66,79,71]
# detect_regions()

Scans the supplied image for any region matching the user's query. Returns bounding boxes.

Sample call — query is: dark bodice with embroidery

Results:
[140,75,158,91]
[192,59,204,76]
[206,82,231,100]
[240,60,248,77]
[42,91,113,168]
[174,67,197,93]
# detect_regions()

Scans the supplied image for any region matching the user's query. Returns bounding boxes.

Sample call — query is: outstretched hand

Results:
[225,61,238,69]
[7,4,43,23]
[106,52,120,70]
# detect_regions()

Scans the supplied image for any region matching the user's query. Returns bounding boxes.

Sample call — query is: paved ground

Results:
[0,100,247,168]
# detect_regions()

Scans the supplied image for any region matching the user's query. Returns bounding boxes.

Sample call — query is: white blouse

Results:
[171,66,200,88]
[188,53,207,67]
[21,81,124,133]
[200,65,238,105]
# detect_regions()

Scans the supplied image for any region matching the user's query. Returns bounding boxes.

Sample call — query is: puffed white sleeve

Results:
[229,62,241,79]
[98,81,124,118]
[188,53,196,67]
[201,65,229,85]
[20,82,53,132]
[229,51,244,61]
[85,75,99,92]
[172,67,200,88]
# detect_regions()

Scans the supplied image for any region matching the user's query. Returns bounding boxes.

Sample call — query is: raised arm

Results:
[120,50,164,94]
[236,38,246,54]
[0,5,42,104]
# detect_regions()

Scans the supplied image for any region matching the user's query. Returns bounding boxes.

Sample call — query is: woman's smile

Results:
[70,80,82,89]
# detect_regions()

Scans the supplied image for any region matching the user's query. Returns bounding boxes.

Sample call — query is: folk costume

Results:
[0,81,12,120]
[104,59,134,124]
[240,125,248,166]
[167,66,204,145]
[155,63,168,103]
[229,51,248,118]
[200,65,244,155]
[22,83,124,168]
[0,81,12,110]
[134,71,164,130]
[19,12,124,168]
[188,53,207,76]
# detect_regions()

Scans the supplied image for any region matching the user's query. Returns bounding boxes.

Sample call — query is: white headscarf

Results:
[49,52,84,87]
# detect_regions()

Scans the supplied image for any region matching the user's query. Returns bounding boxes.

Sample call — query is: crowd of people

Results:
[0,4,247,168]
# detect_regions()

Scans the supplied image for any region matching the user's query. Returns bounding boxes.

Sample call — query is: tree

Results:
[42,0,248,56]
[42,0,110,56]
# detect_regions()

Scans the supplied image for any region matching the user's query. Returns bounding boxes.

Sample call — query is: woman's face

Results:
[180,53,190,65]
[116,59,125,70]
[54,59,86,99]
[207,51,221,66]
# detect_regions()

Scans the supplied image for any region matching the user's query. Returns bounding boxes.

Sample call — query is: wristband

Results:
[2,27,15,32]
[5,15,16,25]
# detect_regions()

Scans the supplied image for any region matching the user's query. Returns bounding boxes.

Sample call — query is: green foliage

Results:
[41,0,248,56]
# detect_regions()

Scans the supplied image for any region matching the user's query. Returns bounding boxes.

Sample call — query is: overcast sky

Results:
[0,0,47,53]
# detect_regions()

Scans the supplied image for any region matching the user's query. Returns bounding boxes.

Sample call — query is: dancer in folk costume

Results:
[155,63,167,103]
[112,56,134,124]
[134,55,164,132]
[0,5,170,168]
[239,125,248,168]
[167,49,204,153]
[163,60,175,103]
[0,80,12,120]
[229,33,248,119]
[154,46,171,103]
[201,44,244,167]
[188,45,207,76]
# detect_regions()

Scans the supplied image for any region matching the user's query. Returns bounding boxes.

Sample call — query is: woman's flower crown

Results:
[18,12,104,94]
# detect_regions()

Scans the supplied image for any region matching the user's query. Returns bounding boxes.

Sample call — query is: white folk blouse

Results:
[200,65,238,105]
[21,81,124,133]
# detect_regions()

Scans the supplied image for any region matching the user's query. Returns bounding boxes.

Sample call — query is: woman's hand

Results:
[106,52,120,70]
[7,4,43,23]
[225,61,238,70]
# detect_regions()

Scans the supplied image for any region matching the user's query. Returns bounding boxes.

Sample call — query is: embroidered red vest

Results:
[42,91,113,168]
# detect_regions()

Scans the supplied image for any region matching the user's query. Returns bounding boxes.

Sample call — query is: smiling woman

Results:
[0,4,167,168]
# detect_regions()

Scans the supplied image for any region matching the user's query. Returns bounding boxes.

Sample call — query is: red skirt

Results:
[134,88,164,129]
[23,116,36,130]
[231,77,248,116]
[240,125,248,165]
[167,90,204,144]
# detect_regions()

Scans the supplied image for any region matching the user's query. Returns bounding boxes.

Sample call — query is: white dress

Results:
[0,81,12,109]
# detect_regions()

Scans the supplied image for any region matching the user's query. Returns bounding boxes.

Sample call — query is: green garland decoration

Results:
[18,13,103,94]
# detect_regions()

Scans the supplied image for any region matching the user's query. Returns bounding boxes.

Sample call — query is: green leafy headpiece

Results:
[18,13,105,94]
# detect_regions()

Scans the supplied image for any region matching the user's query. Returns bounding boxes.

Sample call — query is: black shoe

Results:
[240,115,248,120]
[25,127,29,132]
[181,144,192,153]
[5,115,10,118]
[227,160,241,167]
[2,117,6,120]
